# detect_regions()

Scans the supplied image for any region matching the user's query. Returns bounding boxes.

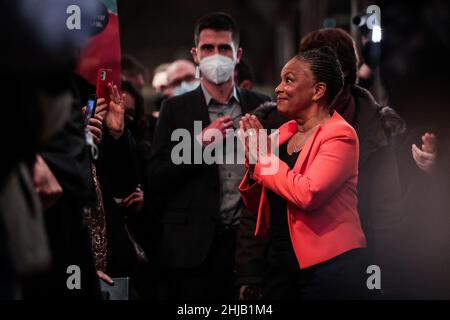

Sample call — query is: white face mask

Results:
[199,54,236,85]
[172,80,200,96]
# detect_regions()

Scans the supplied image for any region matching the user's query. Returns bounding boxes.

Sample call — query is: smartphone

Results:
[99,277,130,300]
[85,94,98,124]
[96,68,113,107]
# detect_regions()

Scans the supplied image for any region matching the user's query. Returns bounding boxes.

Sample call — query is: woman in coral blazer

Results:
[239,47,367,299]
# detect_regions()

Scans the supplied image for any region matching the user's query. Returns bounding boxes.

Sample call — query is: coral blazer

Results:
[239,111,366,269]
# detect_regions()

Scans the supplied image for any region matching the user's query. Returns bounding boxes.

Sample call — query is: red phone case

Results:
[96,68,113,108]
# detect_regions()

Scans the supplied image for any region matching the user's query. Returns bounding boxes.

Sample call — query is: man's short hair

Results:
[194,12,240,47]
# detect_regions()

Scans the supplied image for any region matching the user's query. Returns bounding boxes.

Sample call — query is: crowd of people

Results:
[1,1,450,301]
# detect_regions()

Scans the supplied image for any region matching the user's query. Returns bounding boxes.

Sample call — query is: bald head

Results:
[166,60,196,87]
[163,60,198,97]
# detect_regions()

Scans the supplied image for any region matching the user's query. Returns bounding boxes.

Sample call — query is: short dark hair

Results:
[121,54,147,81]
[235,59,253,84]
[296,46,344,105]
[194,12,240,47]
[300,28,358,88]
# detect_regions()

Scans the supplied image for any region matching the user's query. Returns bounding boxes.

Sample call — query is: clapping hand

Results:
[238,114,270,165]
[412,132,437,175]
[104,83,126,139]
[197,115,234,147]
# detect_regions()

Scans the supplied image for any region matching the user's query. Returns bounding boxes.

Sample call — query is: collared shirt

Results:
[201,83,246,227]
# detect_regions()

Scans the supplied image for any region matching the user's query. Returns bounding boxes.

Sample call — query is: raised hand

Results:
[238,114,270,165]
[197,115,234,147]
[412,132,437,175]
[33,155,63,210]
[105,83,126,139]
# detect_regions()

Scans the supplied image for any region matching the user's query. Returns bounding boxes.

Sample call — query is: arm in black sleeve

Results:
[359,138,405,295]
[40,103,93,203]
[147,100,204,195]
[100,127,139,198]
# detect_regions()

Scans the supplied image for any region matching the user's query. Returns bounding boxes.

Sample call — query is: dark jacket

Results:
[148,86,270,269]
[391,126,450,298]
[33,75,101,299]
[351,86,404,294]
[95,128,140,277]
[235,86,404,293]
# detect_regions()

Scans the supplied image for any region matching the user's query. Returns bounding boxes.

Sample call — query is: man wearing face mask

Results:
[164,59,200,97]
[148,12,270,300]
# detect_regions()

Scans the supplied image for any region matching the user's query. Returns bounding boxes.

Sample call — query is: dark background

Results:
[117,0,368,93]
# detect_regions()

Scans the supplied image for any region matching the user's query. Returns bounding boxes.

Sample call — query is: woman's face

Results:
[275,57,316,118]
[123,91,136,119]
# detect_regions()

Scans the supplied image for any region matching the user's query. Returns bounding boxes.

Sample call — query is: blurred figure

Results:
[356,26,381,92]
[31,74,101,300]
[379,0,450,298]
[234,59,254,91]
[151,63,170,94]
[122,80,149,144]
[163,59,199,97]
[121,54,147,92]
[121,80,149,239]
[0,0,99,299]
[149,63,171,134]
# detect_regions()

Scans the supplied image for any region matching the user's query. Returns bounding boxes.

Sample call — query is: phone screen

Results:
[85,95,97,124]
[86,99,95,118]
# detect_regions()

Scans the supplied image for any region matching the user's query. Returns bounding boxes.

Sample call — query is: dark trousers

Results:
[263,248,368,300]
[159,226,237,300]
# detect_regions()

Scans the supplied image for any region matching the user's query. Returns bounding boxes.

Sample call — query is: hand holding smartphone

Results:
[84,94,98,124]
